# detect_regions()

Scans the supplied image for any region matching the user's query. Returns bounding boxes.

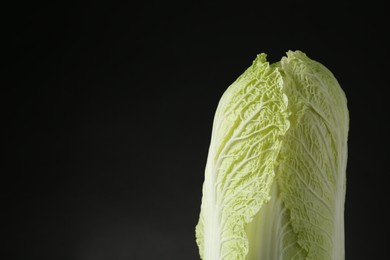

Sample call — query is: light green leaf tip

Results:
[195,51,349,260]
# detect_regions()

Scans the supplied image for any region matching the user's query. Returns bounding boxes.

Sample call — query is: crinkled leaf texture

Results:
[195,51,349,260]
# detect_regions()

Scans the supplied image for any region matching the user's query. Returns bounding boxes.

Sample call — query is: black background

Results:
[6,1,389,259]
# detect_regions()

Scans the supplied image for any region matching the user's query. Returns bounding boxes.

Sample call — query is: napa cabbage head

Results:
[195,51,349,260]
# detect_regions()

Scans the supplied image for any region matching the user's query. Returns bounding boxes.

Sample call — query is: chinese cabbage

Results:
[195,51,349,260]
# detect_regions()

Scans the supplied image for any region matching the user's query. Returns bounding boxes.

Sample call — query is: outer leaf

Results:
[275,51,348,259]
[195,54,290,260]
